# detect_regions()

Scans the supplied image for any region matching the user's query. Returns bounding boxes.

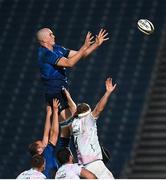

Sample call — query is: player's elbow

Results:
[50,129,58,138]
[62,61,74,68]
[49,136,58,146]
[66,61,74,67]
[57,57,74,68]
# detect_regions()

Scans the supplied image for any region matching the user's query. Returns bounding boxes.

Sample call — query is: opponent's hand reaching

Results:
[105,77,116,94]
[95,29,109,46]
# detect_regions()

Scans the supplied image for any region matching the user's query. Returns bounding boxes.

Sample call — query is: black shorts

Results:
[45,90,69,113]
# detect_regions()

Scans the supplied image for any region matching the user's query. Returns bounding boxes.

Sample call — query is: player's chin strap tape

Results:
[60,117,75,128]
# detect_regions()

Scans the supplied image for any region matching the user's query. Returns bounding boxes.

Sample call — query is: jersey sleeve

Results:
[85,113,98,127]
[56,45,70,58]
[16,172,26,179]
[45,50,63,65]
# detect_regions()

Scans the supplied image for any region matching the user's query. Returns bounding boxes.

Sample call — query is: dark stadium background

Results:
[0,0,166,178]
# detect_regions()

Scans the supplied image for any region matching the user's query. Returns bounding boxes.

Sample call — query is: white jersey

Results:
[55,163,82,179]
[72,113,102,165]
[16,168,46,179]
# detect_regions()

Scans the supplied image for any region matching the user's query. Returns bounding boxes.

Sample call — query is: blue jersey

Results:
[42,138,70,179]
[38,44,70,94]
[43,144,58,179]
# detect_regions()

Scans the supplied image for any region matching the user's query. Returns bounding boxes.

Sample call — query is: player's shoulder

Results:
[64,163,81,172]
[31,169,46,179]
[54,44,67,51]
[83,112,97,121]
[72,163,82,169]
[38,46,47,52]
[16,170,28,179]
[90,112,98,120]
[54,44,62,49]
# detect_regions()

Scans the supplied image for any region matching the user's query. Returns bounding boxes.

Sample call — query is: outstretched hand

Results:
[84,31,94,48]
[95,29,109,46]
[52,98,60,112]
[105,77,116,93]
[46,104,52,115]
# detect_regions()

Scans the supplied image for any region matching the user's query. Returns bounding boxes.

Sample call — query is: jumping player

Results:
[71,77,116,178]
[37,28,109,133]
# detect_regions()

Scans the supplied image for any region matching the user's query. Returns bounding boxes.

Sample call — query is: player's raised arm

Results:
[42,105,52,147]
[49,99,60,145]
[56,32,93,67]
[67,29,109,58]
[92,77,116,119]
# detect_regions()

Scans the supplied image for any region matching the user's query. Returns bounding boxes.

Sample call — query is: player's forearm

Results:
[96,92,111,111]
[49,110,59,145]
[67,44,88,67]
[67,95,77,115]
[92,91,111,117]
[83,43,99,57]
[42,114,51,142]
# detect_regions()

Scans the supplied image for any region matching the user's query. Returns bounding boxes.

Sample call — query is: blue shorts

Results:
[45,90,69,113]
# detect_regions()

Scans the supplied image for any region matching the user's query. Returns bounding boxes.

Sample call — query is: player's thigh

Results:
[45,92,68,112]
[85,160,114,179]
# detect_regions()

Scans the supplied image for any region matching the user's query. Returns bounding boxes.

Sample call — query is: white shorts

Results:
[85,160,114,179]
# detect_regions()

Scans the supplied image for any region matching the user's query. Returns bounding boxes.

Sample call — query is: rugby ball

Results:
[137,19,154,35]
